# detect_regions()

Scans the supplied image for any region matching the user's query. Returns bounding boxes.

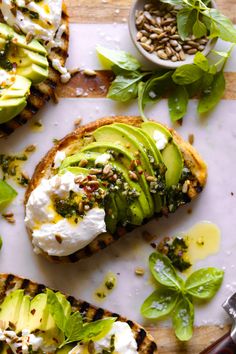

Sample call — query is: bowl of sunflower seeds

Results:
[129,0,217,68]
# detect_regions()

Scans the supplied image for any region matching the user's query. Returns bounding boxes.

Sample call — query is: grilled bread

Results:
[0,273,158,353]
[0,2,69,137]
[25,116,207,263]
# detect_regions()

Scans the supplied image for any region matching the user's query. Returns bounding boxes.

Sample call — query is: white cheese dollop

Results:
[25,171,106,257]
[52,58,71,83]
[69,321,138,354]
[53,150,66,169]
[153,130,168,150]
[95,153,111,166]
[0,0,63,45]
[0,329,43,354]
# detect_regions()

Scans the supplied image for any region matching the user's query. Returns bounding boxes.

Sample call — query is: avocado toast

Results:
[0,1,69,137]
[0,273,157,353]
[24,116,207,263]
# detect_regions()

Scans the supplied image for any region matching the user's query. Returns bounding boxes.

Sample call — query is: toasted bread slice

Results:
[0,2,69,137]
[0,273,157,353]
[25,116,207,263]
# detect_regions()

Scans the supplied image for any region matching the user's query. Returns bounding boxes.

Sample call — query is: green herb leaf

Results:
[149,252,184,290]
[172,296,194,341]
[64,311,83,343]
[198,71,225,113]
[193,18,207,38]
[168,85,189,121]
[74,318,116,343]
[0,180,17,211]
[204,8,236,42]
[177,8,197,40]
[194,52,209,72]
[159,0,184,5]
[47,289,67,332]
[185,268,224,299]
[173,64,203,85]
[138,72,172,120]
[107,72,148,102]
[96,45,141,71]
[141,288,179,319]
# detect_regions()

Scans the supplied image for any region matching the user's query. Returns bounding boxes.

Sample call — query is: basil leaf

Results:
[138,72,172,120]
[168,85,189,121]
[159,0,184,5]
[107,72,148,102]
[173,296,194,341]
[0,180,17,211]
[141,288,179,319]
[47,289,67,332]
[173,64,203,85]
[64,311,83,343]
[75,318,116,343]
[96,45,141,71]
[187,72,214,97]
[203,9,236,42]
[149,252,184,290]
[194,52,209,72]
[193,18,207,38]
[198,71,225,113]
[177,8,197,40]
[185,267,224,299]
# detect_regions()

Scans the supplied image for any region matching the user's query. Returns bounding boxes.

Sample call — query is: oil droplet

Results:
[94,272,117,302]
[182,221,221,267]
[30,120,44,133]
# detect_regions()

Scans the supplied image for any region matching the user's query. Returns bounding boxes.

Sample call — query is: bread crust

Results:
[0,2,69,137]
[25,116,207,263]
[0,273,158,353]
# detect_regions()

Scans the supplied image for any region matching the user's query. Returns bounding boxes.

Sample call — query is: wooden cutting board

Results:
[63,1,233,352]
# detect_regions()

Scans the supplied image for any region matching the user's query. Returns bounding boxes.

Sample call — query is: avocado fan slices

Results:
[58,122,185,234]
[0,274,158,353]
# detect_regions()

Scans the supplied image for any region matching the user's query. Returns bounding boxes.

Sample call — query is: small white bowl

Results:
[129,0,217,69]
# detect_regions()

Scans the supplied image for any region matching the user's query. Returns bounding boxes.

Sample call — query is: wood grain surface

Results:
[61,0,236,101]
[61,1,234,353]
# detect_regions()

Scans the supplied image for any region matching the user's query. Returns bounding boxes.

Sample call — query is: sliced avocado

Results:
[16,64,48,84]
[16,295,30,332]
[60,151,101,170]
[0,23,47,55]
[1,75,31,100]
[142,122,183,187]
[0,75,31,123]
[8,47,49,84]
[29,293,62,347]
[0,289,24,329]
[93,125,154,217]
[62,160,143,227]
[105,194,119,233]
[113,123,163,213]
[0,97,27,124]
[66,149,148,223]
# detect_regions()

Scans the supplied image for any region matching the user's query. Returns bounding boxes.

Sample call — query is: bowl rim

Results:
[128,0,218,69]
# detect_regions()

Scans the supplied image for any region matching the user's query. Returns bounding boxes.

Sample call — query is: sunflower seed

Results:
[187,48,198,54]
[157,50,168,60]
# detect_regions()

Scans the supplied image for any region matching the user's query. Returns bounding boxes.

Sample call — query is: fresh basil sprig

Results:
[46,289,116,349]
[160,0,236,42]
[97,45,234,122]
[141,252,224,341]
